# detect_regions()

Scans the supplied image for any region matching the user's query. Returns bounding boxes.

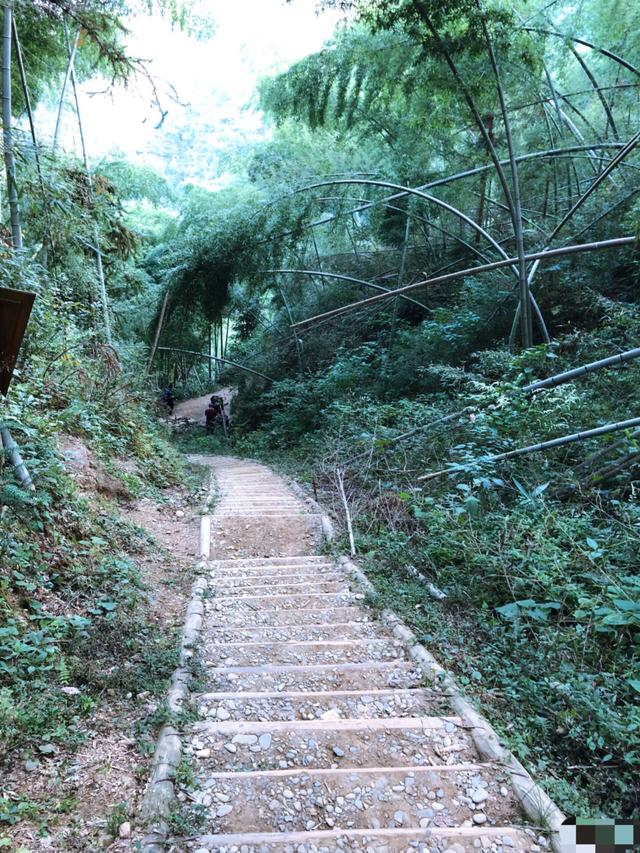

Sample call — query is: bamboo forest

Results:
[0,0,639,850]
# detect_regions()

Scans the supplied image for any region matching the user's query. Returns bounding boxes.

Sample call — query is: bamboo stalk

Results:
[480,13,532,347]
[417,416,640,482]
[1,427,35,491]
[2,3,22,250]
[146,290,170,375]
[269,143,627,245]
[291,178,522,279]
[585,450,640,485]
[292,236,636,329]
[267,269,430,313]
[52,27,80,155]
[523,347,640,393]
[156,347,273,382]
[64,23,112,345]
[569,46,618,139]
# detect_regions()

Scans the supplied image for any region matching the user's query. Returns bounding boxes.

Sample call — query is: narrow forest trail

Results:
[170,457,549,853]
[174,389,235,424]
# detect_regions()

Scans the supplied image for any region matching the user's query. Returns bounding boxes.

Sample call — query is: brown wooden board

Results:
[0,287,35,396]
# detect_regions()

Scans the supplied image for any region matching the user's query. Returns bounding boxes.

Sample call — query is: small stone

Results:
[394,811,405,825]
[500,786,509,797]
[502,836,514,847]
[38,743,56,755]
[24,760,39,772]
[118,822,131,839]
[60,686,81,696]
[175,510,185,518]
[217,707,231,721]
[216,804,233,817]
[259,733,272,750]
[224,742,237,753]
[232,734,258,745]
[196,748,211,758]
[473,813,488,824]
[471,789,489,804]
[332,746,345,757]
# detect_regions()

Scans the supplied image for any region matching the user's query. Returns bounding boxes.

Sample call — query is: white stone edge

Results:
[340,554,566,852]
[138,474,215,852]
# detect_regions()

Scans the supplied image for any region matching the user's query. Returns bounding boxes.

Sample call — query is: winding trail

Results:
[175,457,549,853]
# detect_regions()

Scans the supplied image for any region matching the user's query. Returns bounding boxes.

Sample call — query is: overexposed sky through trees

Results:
[38,0,341,185]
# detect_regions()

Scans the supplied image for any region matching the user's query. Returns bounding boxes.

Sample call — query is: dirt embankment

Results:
[2,441,208,852]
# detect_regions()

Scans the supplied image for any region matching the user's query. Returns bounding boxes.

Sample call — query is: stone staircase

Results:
[173,458,549,853]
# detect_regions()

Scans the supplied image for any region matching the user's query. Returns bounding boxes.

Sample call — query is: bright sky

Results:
[37,0,341,185]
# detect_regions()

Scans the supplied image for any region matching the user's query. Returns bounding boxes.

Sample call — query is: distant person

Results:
[162,385,175,415]
[205,400,221,433]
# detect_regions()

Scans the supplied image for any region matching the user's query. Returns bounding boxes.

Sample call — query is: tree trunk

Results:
[2,3,22,250]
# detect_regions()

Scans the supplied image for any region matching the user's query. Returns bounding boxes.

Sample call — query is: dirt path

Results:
[169,457,548,852]
[174,388,235,424]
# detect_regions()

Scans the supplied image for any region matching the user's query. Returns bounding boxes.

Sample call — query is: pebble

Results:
[500,785,509,797]
[473,813,488,824]
[471,788,489,804]
[224,742,237,753]
[259,733,272,750]
[196,748,211,758]
[118,822,131,839]
[332,746,345,757]
[24,760,39,772]
[60,686,81,696]
[502,836,514,847]
[216,805,233,817]
[232,734,258,745]
[394,811,405,824]
[217,707,231,720]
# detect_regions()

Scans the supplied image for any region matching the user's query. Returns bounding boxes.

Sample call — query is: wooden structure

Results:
[0,287,35,396]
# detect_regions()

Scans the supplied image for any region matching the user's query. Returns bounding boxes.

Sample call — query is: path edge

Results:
[339,553,566,852]
[138,475,215,852]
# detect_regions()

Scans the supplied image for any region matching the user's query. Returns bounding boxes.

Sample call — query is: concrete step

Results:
[207,563,336,580]
[206,580,350,598]
[193,688,449,722]
[208,556,332,567]
[186,716,472,773]
[206,573,345,591]
[201,620,383,644]
[186,826,536,852]
[203,661,423,693]
[201,639,404,667]
[183,764,520,836]
[207,591,361,612]
[204,606,370,628]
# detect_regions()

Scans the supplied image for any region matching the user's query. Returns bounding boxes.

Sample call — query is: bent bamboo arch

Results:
[266,269,431,313]
[156,347,274,382]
